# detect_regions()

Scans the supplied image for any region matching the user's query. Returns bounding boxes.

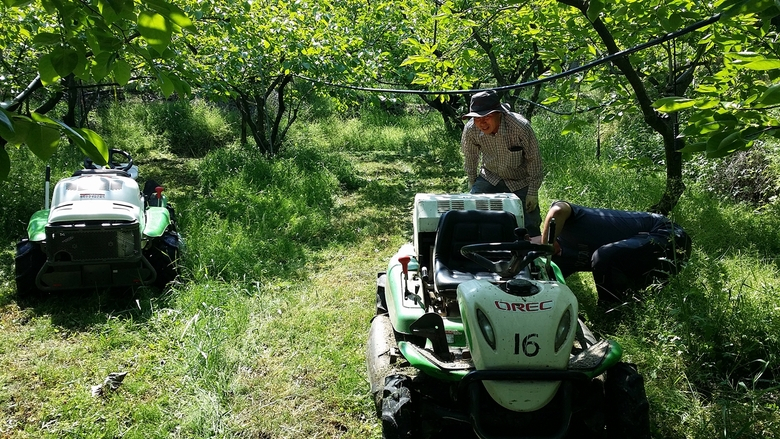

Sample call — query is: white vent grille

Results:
[437,200,466,212]
[414,193,523,235]
[475,199,506,211]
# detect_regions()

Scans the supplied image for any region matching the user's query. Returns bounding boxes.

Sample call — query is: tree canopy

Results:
[1,0,194,174]
[2,0,780,211]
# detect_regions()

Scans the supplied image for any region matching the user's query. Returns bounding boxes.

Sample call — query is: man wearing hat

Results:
[461,90,543,236]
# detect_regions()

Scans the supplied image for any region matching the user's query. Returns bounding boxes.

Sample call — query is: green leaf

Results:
[587,0,605,21]
[109,0,137,21]
[757,83,780,106]
[170,74,191,97]
[143,0,194,32]
[30,112,88,152]
[741,59,780,71]
[91,52,115,81]
[157,71,175,98]
[653,97,697,112]
[92,27,123,52]
[166,10,194,32]
[6,117,31,144]
[726,51,765,61]
[677,141,707,153]
[113,59,132,85]
[138,10,172,54]
[719,0,776,18]
[74,127,109,164]
[694,97,721,109]
[701,121,727,135]
[401,55,432,67]
[713,111,740,126]
[561,119,586,135]
[98,0,117,24]
[70,40,90,79]
[38,54,61,86]
[668,12,683,31]
[718,130,744,151]
[25,122,61,161]
[706,131,731,153]
[33,32,61,46]
[0,108,14,139]
[50,47,78,77]
[0,146,9,181]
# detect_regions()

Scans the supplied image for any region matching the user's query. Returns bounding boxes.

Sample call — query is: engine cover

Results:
[48,174,145,224]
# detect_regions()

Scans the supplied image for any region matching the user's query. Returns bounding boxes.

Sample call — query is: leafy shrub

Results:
[93,100,169,156]
[280,144,364,191]
[532,114,666,211]
[144,99,237,157]
[686,142,780,206]
[603,114,666,170]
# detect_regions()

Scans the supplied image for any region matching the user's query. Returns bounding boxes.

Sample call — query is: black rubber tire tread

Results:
[145,231,181,288]
[604,362,651,439]
[381,375,418,439]
[14,239,45,296]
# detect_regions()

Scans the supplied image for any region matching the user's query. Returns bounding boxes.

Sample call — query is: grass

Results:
[1,99,779,438]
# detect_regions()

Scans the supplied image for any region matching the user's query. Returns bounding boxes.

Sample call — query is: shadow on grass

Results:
[138,157,201,196]
[11,285,172,331]
[678,190,780,259]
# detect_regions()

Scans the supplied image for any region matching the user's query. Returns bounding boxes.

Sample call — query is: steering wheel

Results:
[82,149,133,172]
[461,240,554,278]
[107,149,134,171]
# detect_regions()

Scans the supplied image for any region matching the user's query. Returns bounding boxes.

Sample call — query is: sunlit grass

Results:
[0,100,779,438]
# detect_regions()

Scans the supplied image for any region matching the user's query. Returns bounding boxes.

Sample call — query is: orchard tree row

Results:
[1,0,779,212]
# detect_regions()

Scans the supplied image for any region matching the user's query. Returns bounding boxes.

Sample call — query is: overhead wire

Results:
[294,13,721,96]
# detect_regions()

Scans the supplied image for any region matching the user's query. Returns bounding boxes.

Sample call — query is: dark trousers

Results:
[591,226,691,303]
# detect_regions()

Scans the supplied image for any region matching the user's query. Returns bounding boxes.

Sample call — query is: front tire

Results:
[381,374,418,439]
[604,362,650,439]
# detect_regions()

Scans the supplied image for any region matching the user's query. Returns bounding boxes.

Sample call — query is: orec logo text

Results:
[495,300,553,312]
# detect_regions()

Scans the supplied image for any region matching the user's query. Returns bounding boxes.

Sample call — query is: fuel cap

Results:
[505,278,540,296]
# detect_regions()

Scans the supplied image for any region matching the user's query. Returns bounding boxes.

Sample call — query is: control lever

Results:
[545,218,556,276]
[398,255,410,294]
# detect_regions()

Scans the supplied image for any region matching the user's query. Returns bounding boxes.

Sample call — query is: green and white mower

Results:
[14,149,182,295]
[367,193,650,439]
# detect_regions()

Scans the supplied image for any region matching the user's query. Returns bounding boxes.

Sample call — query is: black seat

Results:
[433,210,519,296]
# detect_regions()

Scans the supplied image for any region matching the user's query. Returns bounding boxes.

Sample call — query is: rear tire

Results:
[15,239,45,296]
[604,362,650,439]
[145,231,182,288]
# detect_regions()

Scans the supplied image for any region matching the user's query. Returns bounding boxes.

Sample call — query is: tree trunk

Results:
[651,125,685,215]
[64,75,78,127]
[558,0,684,215]
[421,94,463,134]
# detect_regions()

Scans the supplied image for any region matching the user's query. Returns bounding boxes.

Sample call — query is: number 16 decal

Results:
[515,333,540,357]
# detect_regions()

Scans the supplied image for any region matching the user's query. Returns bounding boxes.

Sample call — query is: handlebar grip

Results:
[547,218,556,244]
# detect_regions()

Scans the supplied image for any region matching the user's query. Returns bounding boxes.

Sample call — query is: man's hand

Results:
[525,195,538,212]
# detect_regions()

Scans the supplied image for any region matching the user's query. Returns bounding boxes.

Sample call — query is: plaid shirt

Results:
[461,111,543,197]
